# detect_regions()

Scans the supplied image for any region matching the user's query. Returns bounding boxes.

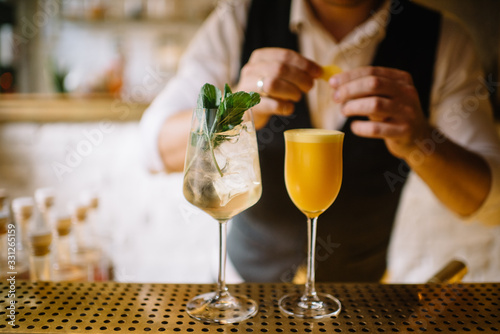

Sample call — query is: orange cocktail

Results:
[280,128,344,319]
[284,129,343,218]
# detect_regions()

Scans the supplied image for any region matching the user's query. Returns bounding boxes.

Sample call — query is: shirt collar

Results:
[290,0,391,47]
[289,0,315,33]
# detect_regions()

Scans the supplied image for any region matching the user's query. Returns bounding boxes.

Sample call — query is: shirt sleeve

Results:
[139,0,249,173]
[430,14,500,226]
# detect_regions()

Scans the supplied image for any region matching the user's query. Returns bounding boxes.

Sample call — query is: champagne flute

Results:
[182,108,262,324]
[279,128,344,318]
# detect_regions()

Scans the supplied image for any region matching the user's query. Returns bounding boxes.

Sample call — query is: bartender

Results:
[140,0,500,282]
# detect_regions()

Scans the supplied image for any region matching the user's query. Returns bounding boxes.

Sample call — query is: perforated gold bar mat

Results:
[1,281,499,333]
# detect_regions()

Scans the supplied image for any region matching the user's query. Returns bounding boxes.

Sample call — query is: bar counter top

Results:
[1,281,499,333]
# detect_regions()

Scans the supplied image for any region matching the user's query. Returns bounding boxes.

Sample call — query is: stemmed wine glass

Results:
[279,128,344,319]
[182,107,262,324]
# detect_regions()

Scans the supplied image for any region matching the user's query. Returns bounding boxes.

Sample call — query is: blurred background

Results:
[0,0,499,283]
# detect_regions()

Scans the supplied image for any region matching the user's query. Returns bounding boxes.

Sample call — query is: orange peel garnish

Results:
[320,64,342,81]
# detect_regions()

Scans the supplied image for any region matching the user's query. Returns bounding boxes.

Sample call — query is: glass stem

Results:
[304,216,320,302]
[216,220,229,299]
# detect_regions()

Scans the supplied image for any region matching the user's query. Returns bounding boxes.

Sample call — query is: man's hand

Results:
[330,66,433,160]
[236,48,322,129]
[331,66,493,217]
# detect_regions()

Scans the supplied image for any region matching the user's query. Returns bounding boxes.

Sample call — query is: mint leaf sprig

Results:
[195,83,261,177]
[197,83,261,139]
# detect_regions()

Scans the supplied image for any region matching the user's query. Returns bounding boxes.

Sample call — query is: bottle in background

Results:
[8,196,30,279]
[71,203,94,250]
[0,210,8,276]
[52,212,88,282]
[0,205,30,281]
[27,207,53,281]
[0,189,8,276]
[12,197,34,251]
[34,187,57,237]
[81,192,114,281]
[0,189,7,211]
[70,203,102,281]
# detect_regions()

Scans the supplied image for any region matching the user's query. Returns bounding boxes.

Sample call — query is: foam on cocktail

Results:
[284,129,344,143]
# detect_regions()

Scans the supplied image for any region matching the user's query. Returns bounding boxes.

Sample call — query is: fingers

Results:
[330,66,413,87]
[330,66,414,102]
[237,48,321,128]
[242,67,304,102]
[263,63,316,97]
[254,96,294,116]
[342,97,396,121]
[249,48,322,78]
[251,97,294,130]
[333,75,416,103]
[331,66,430,159]
[351,119,409,139]
[244,48,322,98]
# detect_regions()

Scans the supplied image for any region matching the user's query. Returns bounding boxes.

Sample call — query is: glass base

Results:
[187,292,258,324]
[279,293,341,319]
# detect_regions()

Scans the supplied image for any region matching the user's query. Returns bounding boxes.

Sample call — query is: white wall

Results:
[0,121,219,283]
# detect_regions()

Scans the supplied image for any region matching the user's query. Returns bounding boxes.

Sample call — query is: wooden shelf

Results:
[0,93,147,122]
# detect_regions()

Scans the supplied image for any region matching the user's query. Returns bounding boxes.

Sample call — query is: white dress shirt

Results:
[140,0,500,281]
